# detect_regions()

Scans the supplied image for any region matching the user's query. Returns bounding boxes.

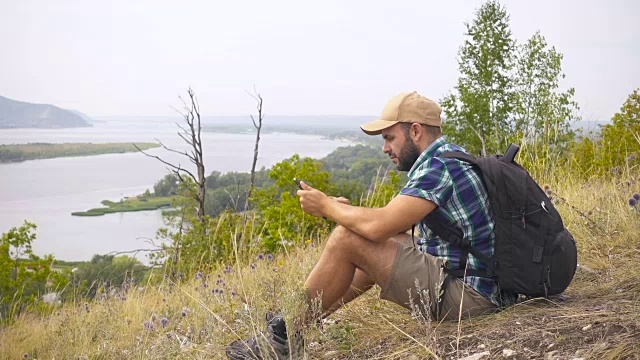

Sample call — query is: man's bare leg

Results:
[323,269,375,317]
[304,225,409,315]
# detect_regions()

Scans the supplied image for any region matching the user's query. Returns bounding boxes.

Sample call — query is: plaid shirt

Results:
[400,137,516,307]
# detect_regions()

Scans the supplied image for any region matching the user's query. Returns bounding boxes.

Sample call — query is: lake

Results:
[0,118,352,263]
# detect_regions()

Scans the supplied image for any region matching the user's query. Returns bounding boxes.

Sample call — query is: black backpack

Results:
[422,144,577,297]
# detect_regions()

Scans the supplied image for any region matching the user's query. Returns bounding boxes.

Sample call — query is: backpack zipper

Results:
[512,205,545,229]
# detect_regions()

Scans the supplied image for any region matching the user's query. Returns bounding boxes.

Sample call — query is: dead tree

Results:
[245,88,264,210]
[134,88,206,226]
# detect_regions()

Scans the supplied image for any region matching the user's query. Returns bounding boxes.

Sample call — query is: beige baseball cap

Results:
[360,91,442,135]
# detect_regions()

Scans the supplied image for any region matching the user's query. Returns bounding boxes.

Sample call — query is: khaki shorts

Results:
[380,237,497,321]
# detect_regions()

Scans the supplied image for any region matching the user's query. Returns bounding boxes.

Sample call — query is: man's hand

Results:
[297,181,332,218]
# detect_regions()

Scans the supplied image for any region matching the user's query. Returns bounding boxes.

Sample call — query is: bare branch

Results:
[245,87,261,103]
[245,87,264,211]
[154,138,193,159]
[178,95,191,115]
[175,122,190,136]
[136,237,165,248]
[178,132,196,148]
[104,248,161,256]
[170,106,186,118]
[135,145,198,182]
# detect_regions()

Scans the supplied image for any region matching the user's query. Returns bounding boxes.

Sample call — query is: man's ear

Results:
[411,123,423,141]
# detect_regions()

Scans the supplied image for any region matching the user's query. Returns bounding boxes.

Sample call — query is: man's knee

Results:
[330,225,352,238]
[325,225,362,252]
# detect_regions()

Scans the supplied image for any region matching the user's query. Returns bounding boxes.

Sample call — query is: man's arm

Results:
[297,181,436,242]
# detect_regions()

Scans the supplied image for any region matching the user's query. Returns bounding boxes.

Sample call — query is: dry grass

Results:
[1,173,639,359]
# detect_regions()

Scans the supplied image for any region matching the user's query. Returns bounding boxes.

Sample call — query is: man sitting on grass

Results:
[226,91,517,359]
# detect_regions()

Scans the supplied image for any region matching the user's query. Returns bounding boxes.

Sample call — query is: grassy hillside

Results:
[1,174,638,359]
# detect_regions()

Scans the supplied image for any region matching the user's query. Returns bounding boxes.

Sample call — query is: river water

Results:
[0,118,350,262]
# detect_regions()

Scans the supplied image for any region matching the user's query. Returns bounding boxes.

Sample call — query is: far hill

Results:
[0,95,92,129]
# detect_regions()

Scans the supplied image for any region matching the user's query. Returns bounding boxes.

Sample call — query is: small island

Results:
[0,142,160,163]
[71,195,174,216]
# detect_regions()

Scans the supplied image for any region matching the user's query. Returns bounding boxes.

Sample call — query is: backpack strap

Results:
[422,211,495,278]
[439,151,477,165]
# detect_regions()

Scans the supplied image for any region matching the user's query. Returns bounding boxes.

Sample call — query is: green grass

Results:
[0,142,160,163]
[71,196,174,216]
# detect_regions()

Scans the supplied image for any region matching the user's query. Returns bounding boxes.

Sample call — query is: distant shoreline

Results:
[0,142,159,163]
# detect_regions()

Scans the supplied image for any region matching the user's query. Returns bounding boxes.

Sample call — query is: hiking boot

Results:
[225,313,291,360]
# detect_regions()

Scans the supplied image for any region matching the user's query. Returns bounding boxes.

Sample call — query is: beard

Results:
[395,139,421,171]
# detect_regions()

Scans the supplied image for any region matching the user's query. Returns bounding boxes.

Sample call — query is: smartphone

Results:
[295,177,327,219]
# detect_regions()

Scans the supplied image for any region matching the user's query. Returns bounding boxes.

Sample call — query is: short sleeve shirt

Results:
[400,137,516,307]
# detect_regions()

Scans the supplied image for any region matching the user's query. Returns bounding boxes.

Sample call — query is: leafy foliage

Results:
[572,89,640,177]
[600,89,640,169]
[513,31,579,172]
[70,254,146,299]
[252,154,335,251]
[0,221,68,321]
[441,1,579,168]
[154,173,180,197]
[441,0,516,156]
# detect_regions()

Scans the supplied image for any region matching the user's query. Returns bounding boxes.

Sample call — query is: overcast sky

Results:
[1,0,638,120]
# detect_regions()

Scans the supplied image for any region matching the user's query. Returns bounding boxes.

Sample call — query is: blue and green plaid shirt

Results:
[400,137,516,307]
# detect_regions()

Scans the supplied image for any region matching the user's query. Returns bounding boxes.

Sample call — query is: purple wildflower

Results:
[633,194,640,201]
[224,265,233,274]
[23,354,30,359]
[160,317,169,328]
[143,320,156,331]
[219,289,224,294]
[266,254,274,261]
[195,272,204,280]
[231,291,236,297]
[630,198,638,207]
[250,264,257,270]
[179,273,185,279]
[257,254,265,260]
[203,283,209,288]
[213,288,219,294]
[164,274,169,280]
